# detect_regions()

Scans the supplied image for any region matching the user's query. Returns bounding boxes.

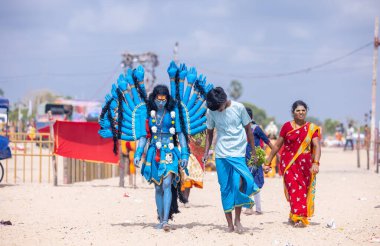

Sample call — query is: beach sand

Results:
[1,148,380,246]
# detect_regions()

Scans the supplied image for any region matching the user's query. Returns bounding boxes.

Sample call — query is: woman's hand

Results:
[134,157,141,168]
[263,165,272,174]
[202,153,209,164]
[310,163,319,174]
[180,159,188,169]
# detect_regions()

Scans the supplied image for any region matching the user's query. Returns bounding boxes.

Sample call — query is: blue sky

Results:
[0,0,379,124]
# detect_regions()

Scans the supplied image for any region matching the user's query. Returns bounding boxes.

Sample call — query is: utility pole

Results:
[173,42,179,65]
[371,16,379,167]
[120,51,159,94]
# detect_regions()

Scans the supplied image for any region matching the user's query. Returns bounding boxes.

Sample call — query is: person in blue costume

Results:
[98,61,214,232]
[244,107,274,215]
[134,84,189,232]
[202,87,260,234]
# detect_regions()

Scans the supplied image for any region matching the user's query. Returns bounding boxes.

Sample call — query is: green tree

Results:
[306,116,322,126]
[242,102,274,127]
[0,88,4,96]
[323,118,340,136]
[229,80,243,100]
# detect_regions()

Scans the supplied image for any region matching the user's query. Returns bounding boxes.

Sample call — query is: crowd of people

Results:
[98,62,322,233]
[119,86,322,232]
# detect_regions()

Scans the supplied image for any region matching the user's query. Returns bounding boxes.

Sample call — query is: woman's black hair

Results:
[194,79,207,99]
[116,88,124,141]
[147,84,178,145]
[206,87,227,111]
[107,109,118,155]
[99,98,118,155]
[132,69,147,103]
[291,100,308,113]
[99,99,112,121]
[174,71,190,144]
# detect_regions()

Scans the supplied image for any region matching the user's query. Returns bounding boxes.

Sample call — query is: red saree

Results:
[279,121,320,225]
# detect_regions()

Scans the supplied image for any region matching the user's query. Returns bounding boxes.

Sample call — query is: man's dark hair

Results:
[206,87,227,111]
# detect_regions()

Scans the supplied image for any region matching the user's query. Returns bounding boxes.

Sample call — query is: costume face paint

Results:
[155,94,167,110]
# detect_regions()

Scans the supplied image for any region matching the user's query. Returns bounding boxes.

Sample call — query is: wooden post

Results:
[375,128,380,173]
[23,141,26,182]
[13,138,17,184]
[119,141,125,187]
[83,161,86,181]
[63,158,68,184]
[48,138,51,183]
[370,17,379,167]
[31,137,33,182]
[357,126,361,168]
[367,147,370,170]
[39,134,42,183]
[48,111,58,186]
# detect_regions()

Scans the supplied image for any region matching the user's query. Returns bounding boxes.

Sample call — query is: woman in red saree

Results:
[265,100,321,227]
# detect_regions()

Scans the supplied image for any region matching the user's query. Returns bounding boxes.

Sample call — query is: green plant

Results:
[247,147,266,167]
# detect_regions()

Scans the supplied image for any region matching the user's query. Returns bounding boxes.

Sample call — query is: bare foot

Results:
[226,225,234,233]
[293,221,306,228]
[255,211,263,215]
[234,221,244,234]
[155,222,163,229]
[243,208,254,215]
[163,222,171,232]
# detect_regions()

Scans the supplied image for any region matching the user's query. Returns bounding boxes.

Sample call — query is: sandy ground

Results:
[1,147,380,246]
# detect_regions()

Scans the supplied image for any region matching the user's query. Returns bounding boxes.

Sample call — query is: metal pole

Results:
[370,17,379,167]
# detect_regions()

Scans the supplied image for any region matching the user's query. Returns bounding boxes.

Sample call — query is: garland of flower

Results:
[150,109,176,150]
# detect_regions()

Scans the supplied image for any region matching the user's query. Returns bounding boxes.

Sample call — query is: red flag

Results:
[54,121,119,164]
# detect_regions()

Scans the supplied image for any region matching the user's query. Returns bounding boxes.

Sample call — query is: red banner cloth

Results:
[54,121,119,164]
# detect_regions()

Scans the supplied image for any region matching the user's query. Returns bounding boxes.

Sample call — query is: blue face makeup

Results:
[155,99,166,109]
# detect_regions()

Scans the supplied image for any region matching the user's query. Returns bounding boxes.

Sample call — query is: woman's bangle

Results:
[312,161,320,166]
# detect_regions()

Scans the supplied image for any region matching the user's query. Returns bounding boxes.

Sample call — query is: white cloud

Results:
[339,0,379,18]
[68,2,150,34]
[231,46,258,63]
[207,1,231,18]
[189,29,230,55]
[288,25,312,40]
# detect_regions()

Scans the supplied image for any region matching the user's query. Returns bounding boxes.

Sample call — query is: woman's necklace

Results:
[156,109,166,127]
[292,120,305,129]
